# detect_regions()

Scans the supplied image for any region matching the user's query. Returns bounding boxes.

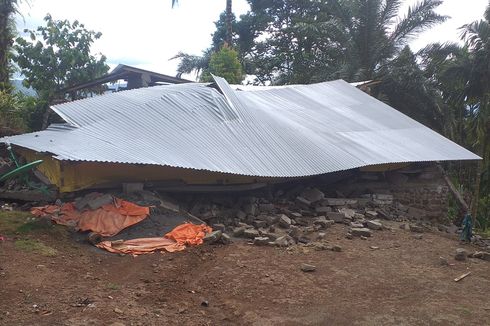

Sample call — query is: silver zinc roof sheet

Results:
[1,76,480,177]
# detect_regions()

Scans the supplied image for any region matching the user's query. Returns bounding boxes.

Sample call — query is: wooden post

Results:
[436,164,469,213]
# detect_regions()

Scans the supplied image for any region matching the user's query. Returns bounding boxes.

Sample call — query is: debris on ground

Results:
[454,271,472,282]
[455,248,468,261]
[300,263,316,272]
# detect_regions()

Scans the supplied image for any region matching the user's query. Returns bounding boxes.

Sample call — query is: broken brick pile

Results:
[189,186,445,247]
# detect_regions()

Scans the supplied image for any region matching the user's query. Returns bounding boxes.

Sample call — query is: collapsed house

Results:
[0,75,485,253]
[0,75,479,193]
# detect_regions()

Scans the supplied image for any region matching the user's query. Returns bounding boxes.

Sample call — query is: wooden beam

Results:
[437,165,469,212]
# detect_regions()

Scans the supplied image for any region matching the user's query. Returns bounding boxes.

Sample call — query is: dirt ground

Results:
[0,213,489,326]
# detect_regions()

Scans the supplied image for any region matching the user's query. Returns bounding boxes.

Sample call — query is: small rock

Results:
[409,224,424,233]
[369,246,379,250]
[469,251,490,261]
[413,234,423,240]
[300,188,325,203]
[203,230,222,244]
[278,214,292,228]
[365,211,378,219]
[360,236,368,240]
[243,229,260,239]
[253,220,267,228]
[212,223,226,232]
[313,216,333,228]
[300,263,316,272]
[290,212,302,219]
[296,196,312,207]
[317,232,326,240]
[273,235,292,247]
[114,308,124,314]
[201,300,209,307]
[351,228,372,237]
[220,233,232,244]
[350,222,364,228]
[345,233,353,240]
[331,245,342,252]
[439,256,449,266]
[315,206,332,214]
[253,237,270,246]
[340,208,355,219]
[366,220,383,230]
[327,212,345,223]
[232,226,246,237]
[455,248,468,261]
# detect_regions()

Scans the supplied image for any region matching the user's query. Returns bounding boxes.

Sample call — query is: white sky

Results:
[15,0,489,80]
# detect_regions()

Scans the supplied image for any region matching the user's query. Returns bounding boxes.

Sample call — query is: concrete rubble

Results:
[175,185,455,248]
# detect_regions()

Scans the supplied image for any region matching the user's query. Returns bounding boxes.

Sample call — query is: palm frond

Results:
[170,50,212,76]
[379,0,402,28]
[390,0,447,48]
[460,20,490,51]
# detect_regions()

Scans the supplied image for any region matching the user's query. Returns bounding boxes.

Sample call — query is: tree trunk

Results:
[471,132,487,225]
[0,0,15,91]
[225,0,232,46]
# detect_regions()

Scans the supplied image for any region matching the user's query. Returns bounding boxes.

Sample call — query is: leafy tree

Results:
[200,46,243,84]
[14,14,109,129]
[375,46,446,132]
[0,0,19,92]
[14,14,109,101]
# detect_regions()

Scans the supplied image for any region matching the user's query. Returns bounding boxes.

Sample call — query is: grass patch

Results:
[14,239,58,257]
[0,211,67,237]
[0,211,33,234]
[106,283,120,291]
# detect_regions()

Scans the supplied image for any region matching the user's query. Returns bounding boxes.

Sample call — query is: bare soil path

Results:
[0,215,489,326]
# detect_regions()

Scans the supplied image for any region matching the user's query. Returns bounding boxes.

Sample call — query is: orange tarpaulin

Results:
[96,223,212,255]
[165,222,212,246]
[31,198,149,237]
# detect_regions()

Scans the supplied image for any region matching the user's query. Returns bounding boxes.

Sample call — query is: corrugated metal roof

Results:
[0,76,480,177]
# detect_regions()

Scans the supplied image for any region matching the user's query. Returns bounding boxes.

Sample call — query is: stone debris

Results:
[365,220,383,230]
[327,212,345,223]
[413,234,423,240]
[454,248,468,261]
[243,229,260,239]
[160,174,470,250]
[439,256,449,266]
[300,263,316,272]
[253,237,270,246]
[300,188,325,203]
[278,214,292,228]
[315,206,332,214]
[203,230,222,244]
[331,245,342,252]
[409,224,424,233]
[351,228,372,237]
[469,251,490,261]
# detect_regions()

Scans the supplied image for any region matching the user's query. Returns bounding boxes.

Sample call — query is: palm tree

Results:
[419,3,490,222]
[172,0,233,45]
[458,4,490,220]
[329,0,447,81]
[0,0,19,92]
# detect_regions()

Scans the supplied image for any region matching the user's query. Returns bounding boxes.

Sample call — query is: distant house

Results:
[60,64,192,96]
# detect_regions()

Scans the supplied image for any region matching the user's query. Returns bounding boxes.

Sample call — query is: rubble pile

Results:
[180,185,445,247]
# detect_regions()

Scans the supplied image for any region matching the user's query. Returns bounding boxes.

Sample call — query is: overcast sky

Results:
[15,0,489,80]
